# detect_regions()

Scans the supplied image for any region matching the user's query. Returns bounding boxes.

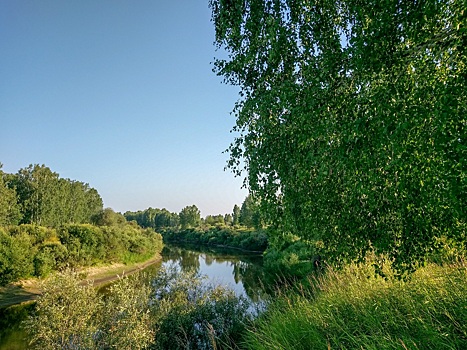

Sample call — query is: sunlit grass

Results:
[244,261,467,349]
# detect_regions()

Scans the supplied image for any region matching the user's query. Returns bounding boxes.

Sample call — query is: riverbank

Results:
[0,254,162,309]
[166,239,265,254]
[162,227,268,253]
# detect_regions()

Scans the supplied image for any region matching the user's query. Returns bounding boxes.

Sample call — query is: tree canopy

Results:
[0,164,21,226]
[179,205,201,229]
[2,164,103,227]
[210,0,466,270]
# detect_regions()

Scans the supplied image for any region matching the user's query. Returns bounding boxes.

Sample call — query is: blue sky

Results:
[0,0,247,216]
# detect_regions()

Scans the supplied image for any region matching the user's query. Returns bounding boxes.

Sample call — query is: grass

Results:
[244,260,467,350]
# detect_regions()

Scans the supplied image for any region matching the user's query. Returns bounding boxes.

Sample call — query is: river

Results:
[0,243,268,349]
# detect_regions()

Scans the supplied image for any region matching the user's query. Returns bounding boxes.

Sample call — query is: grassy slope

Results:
[245,262,467,350]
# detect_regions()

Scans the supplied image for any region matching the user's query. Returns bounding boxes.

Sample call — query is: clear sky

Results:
[0,0,247,217]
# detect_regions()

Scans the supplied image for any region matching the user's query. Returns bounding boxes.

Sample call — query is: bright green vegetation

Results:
[0,164,103,227]
[162,227,268,252]
[209,0,466,348]
[244,261,467,350]
[25,268,251,350]
[0,163,163,286]
[0,219,163,285]
[210,0,466,272]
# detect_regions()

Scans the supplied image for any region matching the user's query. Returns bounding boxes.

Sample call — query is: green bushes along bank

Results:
[25,267,252,350]
[0,222,163,285]
[162,227,268,253]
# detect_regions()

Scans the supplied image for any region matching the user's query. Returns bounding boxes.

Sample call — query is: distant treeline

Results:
[0,209,163,285]
[162,227,268,252]
[124,194,264,231]
[124,196,268,252]
[0,164,103,227]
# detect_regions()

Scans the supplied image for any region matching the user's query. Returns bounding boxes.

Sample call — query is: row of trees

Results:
[0,164,103,227]
[124,194,263,231]
[210,0,466,271]
[162,226,268,252]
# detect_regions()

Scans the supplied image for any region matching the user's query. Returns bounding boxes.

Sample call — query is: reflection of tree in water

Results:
[161,246,200,273]
[231,260,268,302]
[180,249,200,272]
[162,243,271,302]
[204,254,213,266]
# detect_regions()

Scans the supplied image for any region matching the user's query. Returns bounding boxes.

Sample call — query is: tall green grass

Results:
[244,261,467,349]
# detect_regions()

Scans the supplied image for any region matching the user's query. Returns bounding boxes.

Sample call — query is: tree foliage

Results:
[239,194,263,229]
[232,204,241,226]
[0,164,21,225]
[4,164,103,227]
[210,0,466,270]
[124,207,180,231]
[179,205,202,229]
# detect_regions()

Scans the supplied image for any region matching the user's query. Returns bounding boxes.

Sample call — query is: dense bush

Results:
[0,222,163,285]
[33,243,68,277]
[151,266,252,350]
[0,228,35,285]
[25,271,154,350]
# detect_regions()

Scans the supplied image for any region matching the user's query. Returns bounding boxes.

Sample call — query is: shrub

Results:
[25,272,100,350]
[263,241,318,280]
[33,243,68,277]
[0,229,35,284]
[96,274,154,350]
[25,272,154,350]
[9,225,57,245]
[25,268,252,350]
[151,266,252,350]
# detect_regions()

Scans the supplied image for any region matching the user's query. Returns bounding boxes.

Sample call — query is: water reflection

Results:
[161,244,268,302]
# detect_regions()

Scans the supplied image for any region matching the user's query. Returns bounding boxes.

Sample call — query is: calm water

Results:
[0,243,268,349]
